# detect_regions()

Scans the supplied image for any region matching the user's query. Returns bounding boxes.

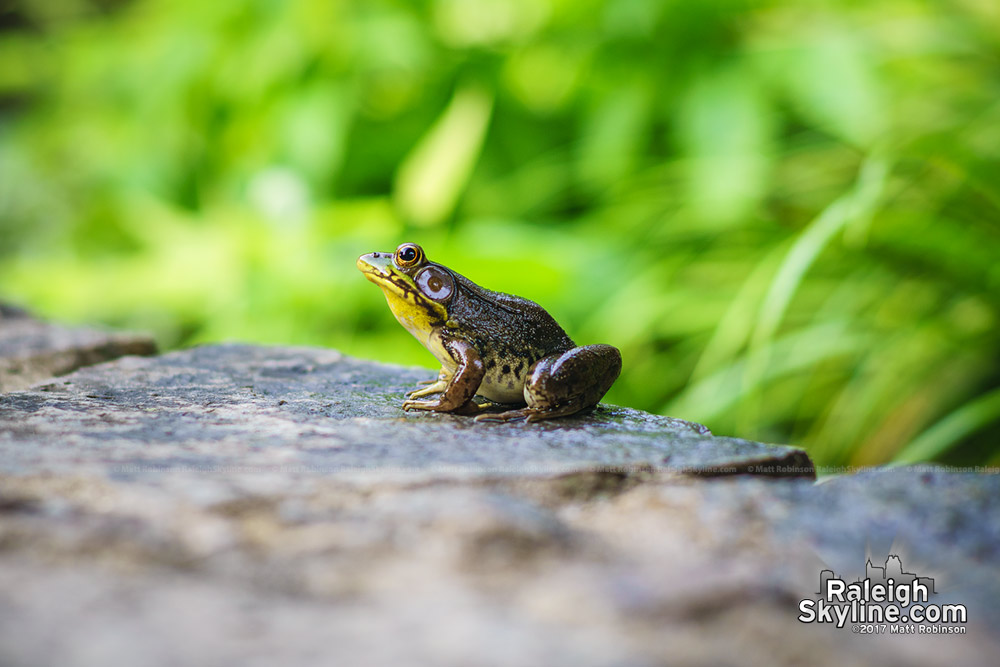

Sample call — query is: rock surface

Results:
[0,304,156,392]
[0,343,811,479]
[0,343,997,667]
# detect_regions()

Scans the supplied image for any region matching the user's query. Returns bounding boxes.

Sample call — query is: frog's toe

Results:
[405,386,440,399]
[474,407,533,422]
[406,379,449,398]
[401,399,437,412]
[523,404,585,422]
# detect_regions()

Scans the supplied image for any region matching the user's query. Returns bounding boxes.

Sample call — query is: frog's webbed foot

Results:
[474,405,584,423]
[474,407,530,423]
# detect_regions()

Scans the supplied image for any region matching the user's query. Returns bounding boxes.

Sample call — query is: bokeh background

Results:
[2,0,998,468]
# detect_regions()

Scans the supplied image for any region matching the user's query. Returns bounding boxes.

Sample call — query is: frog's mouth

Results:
[357,252,414,299]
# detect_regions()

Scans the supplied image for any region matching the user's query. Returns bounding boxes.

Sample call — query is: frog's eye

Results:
[395,243,423,267]
[415,266,454,302]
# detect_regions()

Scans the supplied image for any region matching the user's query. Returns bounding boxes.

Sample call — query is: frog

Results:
[356,242,621,422]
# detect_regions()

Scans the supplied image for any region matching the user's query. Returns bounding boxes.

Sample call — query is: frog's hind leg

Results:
[475,345,621,423]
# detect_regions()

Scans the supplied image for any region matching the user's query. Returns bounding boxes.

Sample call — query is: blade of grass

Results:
[738,154,889,434]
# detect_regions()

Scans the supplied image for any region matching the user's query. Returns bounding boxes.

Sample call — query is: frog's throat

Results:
[362,270,448,334]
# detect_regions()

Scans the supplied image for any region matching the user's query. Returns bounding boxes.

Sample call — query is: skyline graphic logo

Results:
[799,553,967,634]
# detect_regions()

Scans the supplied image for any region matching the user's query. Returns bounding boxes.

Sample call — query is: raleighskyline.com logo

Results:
[798,554,967,634]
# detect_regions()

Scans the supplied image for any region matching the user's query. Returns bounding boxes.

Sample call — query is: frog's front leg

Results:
[402,339,484,413]
[476,344,621,423]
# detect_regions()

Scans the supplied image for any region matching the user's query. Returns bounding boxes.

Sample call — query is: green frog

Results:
[357,242,621,422]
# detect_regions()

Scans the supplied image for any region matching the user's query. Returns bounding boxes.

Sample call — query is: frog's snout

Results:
[357,251,393,276]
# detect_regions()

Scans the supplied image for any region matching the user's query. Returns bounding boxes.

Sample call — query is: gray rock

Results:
[0,343,996,666]
[0,343,812,480]
[0,304,156,393]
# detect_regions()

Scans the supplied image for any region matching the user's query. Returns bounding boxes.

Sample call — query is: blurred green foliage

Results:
[2,0,999,468]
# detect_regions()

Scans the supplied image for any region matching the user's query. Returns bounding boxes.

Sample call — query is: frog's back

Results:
[446,271,574,402]
[448,271,573,351]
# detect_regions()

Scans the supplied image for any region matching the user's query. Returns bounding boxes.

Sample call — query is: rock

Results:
[0,343,997,666]
[0,343,812,480]
[0,304,157,393]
